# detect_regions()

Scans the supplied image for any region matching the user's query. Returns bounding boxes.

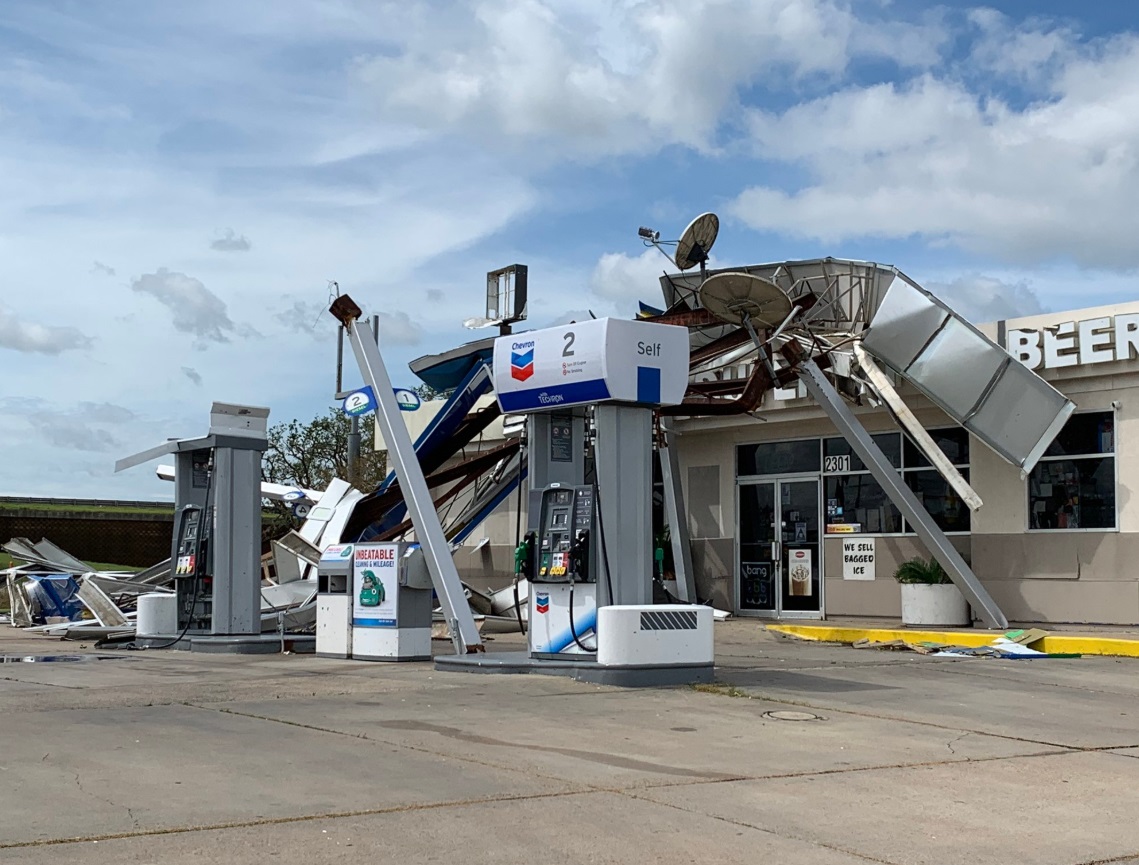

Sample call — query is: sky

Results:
[1,0,1137,499]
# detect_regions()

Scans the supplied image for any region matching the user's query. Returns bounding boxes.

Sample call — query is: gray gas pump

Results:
[115,402,268,647]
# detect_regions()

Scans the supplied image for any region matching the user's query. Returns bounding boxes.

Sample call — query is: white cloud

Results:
[377,311,424,346]
[0,305,93,354]
[92,261,116,277]
[182,366,203,386]
[210,229,252,252]
[131,269,237,344]
[275,299,327,338]
[26,402,137,454]
[922,274,1046,325]
[590,249,674,302]
[355,0,946,158]
[731,30,1139,267]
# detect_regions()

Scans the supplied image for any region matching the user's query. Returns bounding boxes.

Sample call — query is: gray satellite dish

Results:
[674,212,719,272]
[699,272,792,329]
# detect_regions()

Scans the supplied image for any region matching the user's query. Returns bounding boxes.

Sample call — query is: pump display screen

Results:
[535,484,595,583]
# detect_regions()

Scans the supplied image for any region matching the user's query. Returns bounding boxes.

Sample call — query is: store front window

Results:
[1028,412,1116,530]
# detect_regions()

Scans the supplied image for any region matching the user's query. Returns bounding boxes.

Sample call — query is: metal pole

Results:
[336,304,484,653]
[347,416,360,485]
[659,418,697,603]
[335,326,344,394]
[794,358,1008,629]
[853,344,982,512]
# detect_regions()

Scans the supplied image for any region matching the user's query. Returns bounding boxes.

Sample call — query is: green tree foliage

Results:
[412,382,454,402]
[262,409,388,495]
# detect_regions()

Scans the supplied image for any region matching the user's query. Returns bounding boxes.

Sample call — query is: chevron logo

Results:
[535,592,550,614]
[511,348,534,381]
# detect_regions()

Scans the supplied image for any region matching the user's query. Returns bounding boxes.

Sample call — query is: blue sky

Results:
[1,0,1136,498]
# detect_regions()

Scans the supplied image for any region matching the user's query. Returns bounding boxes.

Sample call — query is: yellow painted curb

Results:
[765,624,1139,658]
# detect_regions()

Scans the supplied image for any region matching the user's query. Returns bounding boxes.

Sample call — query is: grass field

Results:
[0,501,173,516]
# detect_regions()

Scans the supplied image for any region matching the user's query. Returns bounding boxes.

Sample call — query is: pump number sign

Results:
[353,543,400,627]
[492,318,689,413]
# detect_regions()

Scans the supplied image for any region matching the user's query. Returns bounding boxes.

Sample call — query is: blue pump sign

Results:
[342,386,421,417]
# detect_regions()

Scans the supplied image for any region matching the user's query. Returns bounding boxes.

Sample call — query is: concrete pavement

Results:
[1,621,1137,864]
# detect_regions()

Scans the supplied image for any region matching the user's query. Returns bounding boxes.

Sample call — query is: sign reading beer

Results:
[1009,314,1139,371]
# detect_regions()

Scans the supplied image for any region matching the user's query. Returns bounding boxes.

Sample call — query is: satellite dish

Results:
[699,272,792,329]
[674,212,719,272]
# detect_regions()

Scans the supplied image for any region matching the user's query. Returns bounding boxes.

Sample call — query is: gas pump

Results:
[528,484,598,657]
[173,503,213,632]
[436,316,714,685]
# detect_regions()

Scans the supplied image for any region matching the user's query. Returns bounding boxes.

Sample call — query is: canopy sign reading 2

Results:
[492,318,689,413]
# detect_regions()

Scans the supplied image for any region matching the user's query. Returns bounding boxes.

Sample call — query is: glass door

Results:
[737,478,822,618]
[778,479,821,617]
[738,482,776,614]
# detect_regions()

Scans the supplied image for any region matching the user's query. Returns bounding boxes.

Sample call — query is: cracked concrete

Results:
[1,621,1137,864]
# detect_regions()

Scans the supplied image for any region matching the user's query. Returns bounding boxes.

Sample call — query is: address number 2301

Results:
[824,455,851,473]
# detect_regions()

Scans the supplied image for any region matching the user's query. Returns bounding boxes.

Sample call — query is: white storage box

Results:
[596,604,713,667]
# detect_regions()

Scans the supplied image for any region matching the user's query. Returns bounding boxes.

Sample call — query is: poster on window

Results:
[787,549,813,597]
[740,561,773,609]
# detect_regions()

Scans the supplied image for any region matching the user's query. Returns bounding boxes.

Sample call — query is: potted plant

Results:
[894,556,970,627]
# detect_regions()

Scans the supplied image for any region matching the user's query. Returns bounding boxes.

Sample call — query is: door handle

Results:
[771,541,781,562]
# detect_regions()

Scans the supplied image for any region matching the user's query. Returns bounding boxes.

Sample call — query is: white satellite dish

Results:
[699,272,792,329]
[674,212,719,272]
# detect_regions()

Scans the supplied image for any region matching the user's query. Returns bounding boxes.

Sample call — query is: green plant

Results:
[893,556,951,585]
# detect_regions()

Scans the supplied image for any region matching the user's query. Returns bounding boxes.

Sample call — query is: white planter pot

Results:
[900,583,970,627]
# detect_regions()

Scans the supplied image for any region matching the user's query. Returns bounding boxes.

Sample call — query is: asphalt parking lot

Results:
[1,620,1137,865]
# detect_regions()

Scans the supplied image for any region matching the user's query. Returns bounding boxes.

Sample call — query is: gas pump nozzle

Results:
[569,529,591,581]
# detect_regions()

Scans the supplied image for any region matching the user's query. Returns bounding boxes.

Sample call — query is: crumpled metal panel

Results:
[863,274,1074,473]
[661,258,899,336]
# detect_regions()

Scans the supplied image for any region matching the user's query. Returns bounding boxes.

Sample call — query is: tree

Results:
[412,382,454,402]
[262,408,389,496]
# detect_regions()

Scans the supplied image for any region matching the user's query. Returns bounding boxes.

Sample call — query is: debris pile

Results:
[852,629,1081,659]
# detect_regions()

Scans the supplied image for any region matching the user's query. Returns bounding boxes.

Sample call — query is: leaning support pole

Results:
[659,419,697,603]
[853,343,982,512]
[330,295,484,654]
[793,357,1007,629]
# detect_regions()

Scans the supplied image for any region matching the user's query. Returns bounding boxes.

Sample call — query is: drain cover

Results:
[763,710,822,722]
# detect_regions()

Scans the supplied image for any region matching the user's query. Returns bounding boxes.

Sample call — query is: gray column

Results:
[659,421,697,603]
[210,446,262,635]
[593,405,653,607]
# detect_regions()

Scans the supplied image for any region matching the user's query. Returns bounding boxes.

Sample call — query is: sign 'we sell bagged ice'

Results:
[492,318,689,413]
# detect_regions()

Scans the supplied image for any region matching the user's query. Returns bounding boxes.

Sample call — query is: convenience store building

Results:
[673,300,1139,625]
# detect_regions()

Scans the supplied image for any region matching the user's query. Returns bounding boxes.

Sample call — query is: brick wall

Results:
[0,511,174,568]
